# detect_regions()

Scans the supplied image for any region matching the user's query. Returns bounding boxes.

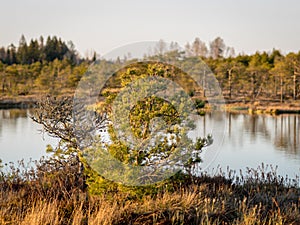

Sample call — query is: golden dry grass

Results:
[1,160,300,225]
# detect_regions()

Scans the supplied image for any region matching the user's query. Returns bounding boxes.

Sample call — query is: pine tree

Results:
[17,34,28,64]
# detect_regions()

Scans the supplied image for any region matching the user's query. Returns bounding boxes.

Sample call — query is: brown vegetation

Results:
[1,158,300,224]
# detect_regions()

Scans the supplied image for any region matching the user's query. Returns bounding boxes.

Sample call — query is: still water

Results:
[0,109,57,165]
[197,112,300,179]
[0,109,299,179]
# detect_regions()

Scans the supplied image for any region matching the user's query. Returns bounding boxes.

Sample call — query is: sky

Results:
[1,0,300,57]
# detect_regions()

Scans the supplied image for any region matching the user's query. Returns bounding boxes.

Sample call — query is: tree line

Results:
[0,35,95,96]
[0,35,96,65]
[153,37,300,102]
[206,49,300,102]
[0,35,300,102]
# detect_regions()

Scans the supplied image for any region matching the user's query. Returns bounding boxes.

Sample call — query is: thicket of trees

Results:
[153,37,300,102]
[208,50,300,102]
[0,35,90,65]
[0,59,88,95]
[1,35,300,102]
[0,35,94,96]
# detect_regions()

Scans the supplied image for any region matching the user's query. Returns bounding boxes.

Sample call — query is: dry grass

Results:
[1,159,300,225]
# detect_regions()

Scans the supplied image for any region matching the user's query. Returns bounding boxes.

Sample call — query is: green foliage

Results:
[194,99,205,109]
[129,96,180,139]
[0,35,80,65]
[77,61,213,188]
[188,89,195,97]
[0,59,88,96]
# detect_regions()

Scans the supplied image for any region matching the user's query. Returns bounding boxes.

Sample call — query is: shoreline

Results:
[224,100,300,115]
[1,95,300,115]
[0,96,38,109]
[0,94,73,109]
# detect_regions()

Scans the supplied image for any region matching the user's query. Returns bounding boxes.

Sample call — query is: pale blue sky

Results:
[1,0,300,57]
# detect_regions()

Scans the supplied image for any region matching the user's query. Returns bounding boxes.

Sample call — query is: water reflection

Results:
[0,109,57,164]
[232,113,300,158]
[0,109,29,138]
[0,109,28,119]
[198,112,300,178]
[0,109,299,177]
[273,115,300,156]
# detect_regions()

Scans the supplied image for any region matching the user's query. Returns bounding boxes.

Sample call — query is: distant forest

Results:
[0,35,300,102]
[0,35,96,65]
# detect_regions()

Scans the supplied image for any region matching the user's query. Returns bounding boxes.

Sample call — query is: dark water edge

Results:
[0,100,37,109]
